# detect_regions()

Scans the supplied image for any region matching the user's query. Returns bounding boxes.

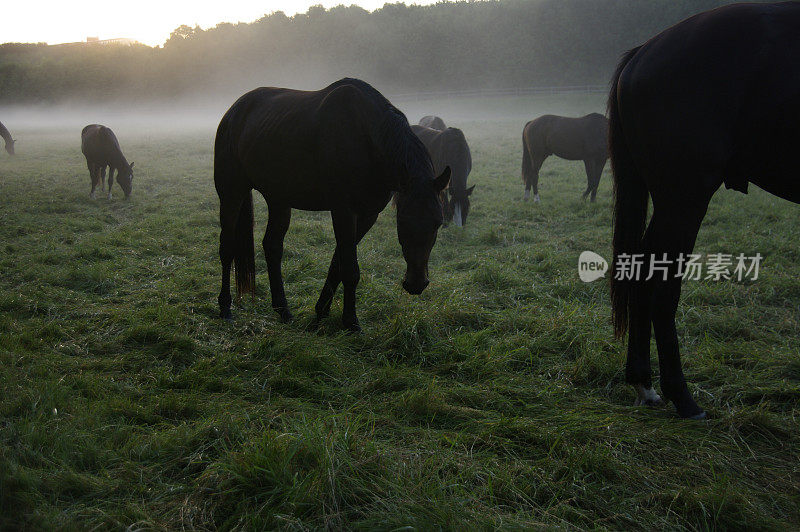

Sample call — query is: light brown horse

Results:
[521,113,608,202]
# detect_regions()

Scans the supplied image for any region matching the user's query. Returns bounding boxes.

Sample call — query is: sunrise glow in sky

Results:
[2,1,438,47]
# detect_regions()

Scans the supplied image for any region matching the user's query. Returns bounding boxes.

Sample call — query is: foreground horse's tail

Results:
[609,46,647,339]
[214,118,256,298]
[234,191,255,297]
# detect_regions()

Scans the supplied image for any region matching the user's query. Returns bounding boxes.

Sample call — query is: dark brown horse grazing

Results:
[215,78,450,331]
[81,125,134,199]
[0,121,15,155]
[412,124,474,227]
[521,113,608,202]
[609,2,800,419]
[419,115,446,130]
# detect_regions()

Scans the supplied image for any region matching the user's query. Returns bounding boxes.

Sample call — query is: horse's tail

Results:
[234,191,256,297]
[609,46,647,339]
[521,128,532,185]
[214,114,255,298]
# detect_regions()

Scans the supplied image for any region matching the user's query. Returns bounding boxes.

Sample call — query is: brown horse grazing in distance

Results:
[419,115,446,130]
[412,124,474,227]
[215,78,450,331]
[521,113,608,202]
[609,2,800,419]
[81,125,134,199]
[0,121,15,155]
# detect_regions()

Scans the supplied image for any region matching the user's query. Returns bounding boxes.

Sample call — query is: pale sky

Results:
[2,1,438,47]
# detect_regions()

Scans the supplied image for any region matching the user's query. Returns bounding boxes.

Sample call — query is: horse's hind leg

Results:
[627,219,660,407]
[263,204,293,322]
[530,157,544,203]
[88,162,99,198]
[315,212,379,323]
[647,201,710,419]
[106,167,115,200]
[100,166,107,192]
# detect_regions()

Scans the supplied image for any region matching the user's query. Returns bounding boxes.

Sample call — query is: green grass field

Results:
[1,95,799,529]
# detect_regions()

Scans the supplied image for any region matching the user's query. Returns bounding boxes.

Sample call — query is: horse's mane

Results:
[377,108,434,193]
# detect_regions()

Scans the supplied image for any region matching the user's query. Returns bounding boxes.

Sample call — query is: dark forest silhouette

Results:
[0,0,754,105]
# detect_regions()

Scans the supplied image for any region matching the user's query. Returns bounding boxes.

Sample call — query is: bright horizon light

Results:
[2,1,438,47]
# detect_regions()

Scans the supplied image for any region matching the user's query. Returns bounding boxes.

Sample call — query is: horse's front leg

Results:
[263,204,293,322]
[316,212,379,323]
[330,210,362,331]
[107,167,115,200]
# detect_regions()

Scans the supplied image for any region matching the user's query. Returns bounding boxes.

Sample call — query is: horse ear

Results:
[433,166,451,192]
[466,185,475,196]
[129,161,135,168]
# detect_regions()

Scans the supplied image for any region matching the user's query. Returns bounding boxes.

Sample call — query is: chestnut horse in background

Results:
[521,113,608,202]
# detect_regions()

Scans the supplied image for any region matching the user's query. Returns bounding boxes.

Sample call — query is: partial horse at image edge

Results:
[0,121,15,155]
[608,1,800,419]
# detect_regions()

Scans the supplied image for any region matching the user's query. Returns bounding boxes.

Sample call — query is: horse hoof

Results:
[533,194,540,203]
[107,193,113,200]
[276,308,294,323]
[220,309,233,321]
[688,411,707,421]
[633,385,663,407]
[344,321,362,333]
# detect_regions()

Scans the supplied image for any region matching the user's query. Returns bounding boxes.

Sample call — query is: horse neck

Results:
[110,149,129,171]
[0,122,12,145]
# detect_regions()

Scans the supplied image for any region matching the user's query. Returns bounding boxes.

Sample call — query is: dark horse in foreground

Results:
[610,2,799,419]
[418,115,446,130]
[81,125,134,199]
[412,124,474,227]
[0,121,15,155]
[215,79,450,331]
[521,113,608,202]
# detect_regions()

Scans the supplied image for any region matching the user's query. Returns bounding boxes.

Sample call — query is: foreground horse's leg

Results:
[627,220,660,407]
[315,212,379,322]
[330,210,362,331]
[263,204,293,322]
[100,166,107,192]
[217,194,246,320]
[649,204,709,419]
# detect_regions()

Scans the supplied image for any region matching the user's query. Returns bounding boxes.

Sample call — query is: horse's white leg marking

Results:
[524,189,531,200]
[634,385,663,406]
[453,203,463,227]
[107,192,112,200]
[90,191,96,199]
[533,194,540,203]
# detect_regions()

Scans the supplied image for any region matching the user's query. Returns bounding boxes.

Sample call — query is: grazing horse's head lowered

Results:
[4,138,15,155]
[395,167,450,294]
[117,162,134,198]
[448,185,475,227]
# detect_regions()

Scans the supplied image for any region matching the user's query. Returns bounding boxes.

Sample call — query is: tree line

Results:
[0,0,754,105]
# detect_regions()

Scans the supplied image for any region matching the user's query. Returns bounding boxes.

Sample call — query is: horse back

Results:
[616,2,800,197]
[81,124,124,166]
[411,125,471,191]
[216,79,394,211]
